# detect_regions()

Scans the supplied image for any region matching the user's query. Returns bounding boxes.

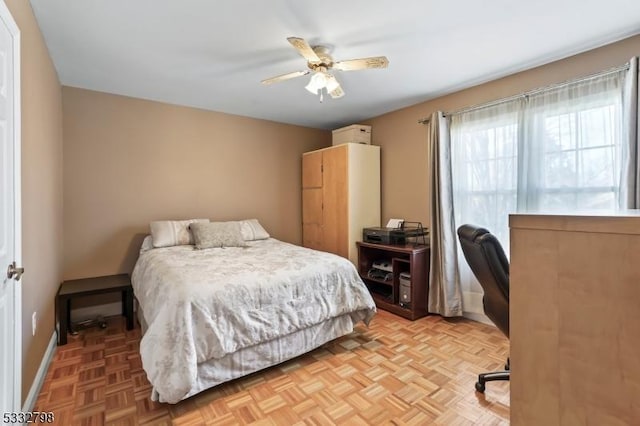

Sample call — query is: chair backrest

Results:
[457,224,510,338]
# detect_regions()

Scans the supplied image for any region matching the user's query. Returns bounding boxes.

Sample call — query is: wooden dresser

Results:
[510,212,640,425]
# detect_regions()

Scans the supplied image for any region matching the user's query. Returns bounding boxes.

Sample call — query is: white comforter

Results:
[131,238,376,403]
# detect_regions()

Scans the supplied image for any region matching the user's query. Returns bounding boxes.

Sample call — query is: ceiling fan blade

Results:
[326,75,345,99]
[333,56,389,71]
[287,37,321,63]
[261,70,310,85]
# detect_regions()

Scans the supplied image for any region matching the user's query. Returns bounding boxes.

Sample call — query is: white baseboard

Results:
[22,332,56,412]
[461,290,499,327]
[462,290,484,314]
[463,311,493,326]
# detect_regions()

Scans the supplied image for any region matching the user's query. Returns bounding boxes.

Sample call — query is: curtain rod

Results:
[418,62,630,125]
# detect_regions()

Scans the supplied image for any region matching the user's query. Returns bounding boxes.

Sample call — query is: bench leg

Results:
[57,296,69,346]
[124,289,134,330]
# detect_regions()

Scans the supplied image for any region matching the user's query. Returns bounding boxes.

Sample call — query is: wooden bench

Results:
[55,274,133,345]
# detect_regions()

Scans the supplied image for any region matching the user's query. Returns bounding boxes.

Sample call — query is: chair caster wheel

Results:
[475,381,486,393]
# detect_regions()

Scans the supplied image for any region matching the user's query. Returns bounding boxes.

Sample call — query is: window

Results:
[443,68,627,316]
[451,102,522,246]
[451,74,624,249]
[536,102,621,211]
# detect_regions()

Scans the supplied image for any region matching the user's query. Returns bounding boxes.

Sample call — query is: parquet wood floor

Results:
[34,310,509,425]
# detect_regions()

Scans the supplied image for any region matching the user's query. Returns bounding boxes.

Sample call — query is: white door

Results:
[0,0,20,413]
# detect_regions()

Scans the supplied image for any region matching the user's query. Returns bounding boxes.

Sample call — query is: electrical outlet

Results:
[32,312,37,336]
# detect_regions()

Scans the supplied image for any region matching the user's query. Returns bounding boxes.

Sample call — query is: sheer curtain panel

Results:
[450,100,523,314]
[521,72,624,212]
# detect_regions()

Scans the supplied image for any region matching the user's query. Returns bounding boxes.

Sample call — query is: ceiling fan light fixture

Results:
[325,75,340,93]
[305,72,327,94]
[329,86,345,99]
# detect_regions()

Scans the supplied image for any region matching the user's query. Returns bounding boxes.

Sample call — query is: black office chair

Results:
[457,224,510,393]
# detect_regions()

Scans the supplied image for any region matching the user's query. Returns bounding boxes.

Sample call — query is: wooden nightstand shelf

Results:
[55,274,134,345]
[356,241,430,320]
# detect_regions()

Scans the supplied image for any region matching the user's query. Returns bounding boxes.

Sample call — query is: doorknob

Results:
[7,261,24,281]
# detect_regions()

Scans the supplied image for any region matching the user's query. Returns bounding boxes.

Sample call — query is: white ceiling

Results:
[30,0,640,130]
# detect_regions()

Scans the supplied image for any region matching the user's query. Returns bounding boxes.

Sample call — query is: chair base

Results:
[475,370,510,393]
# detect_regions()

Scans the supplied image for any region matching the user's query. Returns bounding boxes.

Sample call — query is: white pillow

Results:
[149,218,210,248]
[238,219,270,241]
[140,235,154,253]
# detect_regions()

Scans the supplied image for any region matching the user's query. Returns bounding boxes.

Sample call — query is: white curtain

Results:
[521,73,624,212]
[428,111,463,316]
[450,100,523,312]
[451,99,524,249]
[449,68,627,315]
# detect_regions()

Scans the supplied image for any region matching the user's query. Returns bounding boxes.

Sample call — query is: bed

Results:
[131,236,376,404]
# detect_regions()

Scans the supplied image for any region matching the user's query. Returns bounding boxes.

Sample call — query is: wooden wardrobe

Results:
[302,143,380,264]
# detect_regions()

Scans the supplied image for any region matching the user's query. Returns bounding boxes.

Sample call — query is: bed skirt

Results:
[138,307,358,403]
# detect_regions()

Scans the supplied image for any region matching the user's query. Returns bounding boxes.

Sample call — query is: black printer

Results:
[363,222,428,245]
[362,227,403,244]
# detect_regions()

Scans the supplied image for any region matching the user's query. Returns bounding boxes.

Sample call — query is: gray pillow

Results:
[190,222,247,249]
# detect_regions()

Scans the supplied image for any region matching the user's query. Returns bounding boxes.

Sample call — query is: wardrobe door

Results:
[302,151,323,250]
[322,145,349,258]
[302,150,322,188]
[302,188,323,250]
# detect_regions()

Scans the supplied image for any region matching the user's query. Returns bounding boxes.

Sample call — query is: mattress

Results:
[132,238,376,403]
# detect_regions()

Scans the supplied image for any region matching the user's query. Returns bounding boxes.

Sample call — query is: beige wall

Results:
[62,87,330,279]
[5,0,64,404]
[364,34,640,227]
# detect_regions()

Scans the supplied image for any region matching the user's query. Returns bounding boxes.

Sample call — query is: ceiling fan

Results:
[261,37,389,101]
